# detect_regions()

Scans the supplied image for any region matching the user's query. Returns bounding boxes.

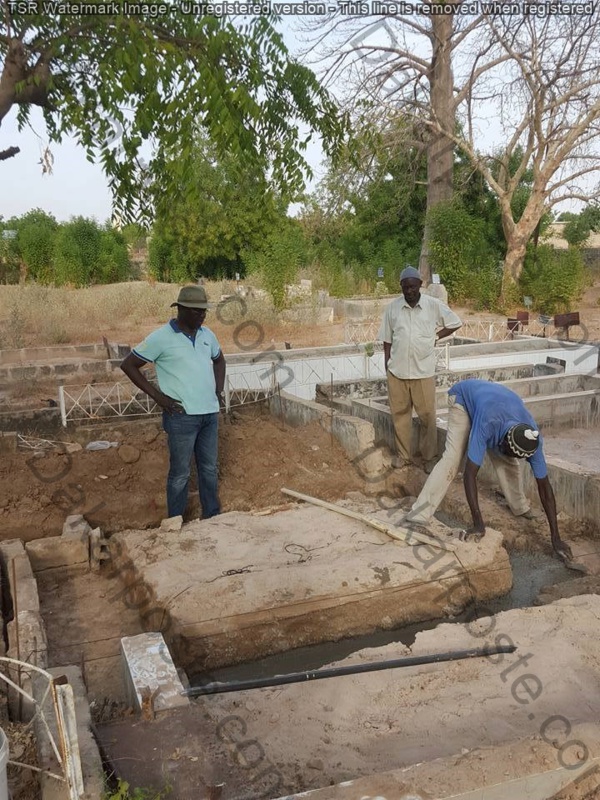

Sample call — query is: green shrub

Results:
[520,244,586,314]
[0,224,21,284]
[103,779,170,799]
[17,209,58,283]
[97,227,131,283]
[427,200,502,309]
[0,214,131,286]
[147,230,194,284]
[244,222,306,309]
[53,217,102,286]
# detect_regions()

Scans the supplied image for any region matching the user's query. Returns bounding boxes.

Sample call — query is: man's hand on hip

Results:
[155,393,184,415]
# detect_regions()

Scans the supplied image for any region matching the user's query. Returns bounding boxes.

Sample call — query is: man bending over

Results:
[405,379,572,561]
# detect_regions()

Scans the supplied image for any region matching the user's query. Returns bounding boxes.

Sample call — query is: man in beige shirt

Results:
[378,266,462,472]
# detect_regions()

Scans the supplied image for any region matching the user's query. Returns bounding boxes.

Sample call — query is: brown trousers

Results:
[387,373,437,463]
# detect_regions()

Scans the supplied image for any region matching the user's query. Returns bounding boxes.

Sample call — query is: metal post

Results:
[52,679,84,800]
[58,384,67,428]
[224,377,231,414]
[11,559,22,719]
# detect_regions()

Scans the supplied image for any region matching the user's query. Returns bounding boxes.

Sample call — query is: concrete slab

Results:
[96,597,600,800]
[0,431,17,452]
[543,427,600,472]
[273,723,600,800]
[202,595,600,797]
[0,539,48,718]
[121,632,190,714]
[109,506,511,671]
[37,564,144,703]
[566,541,600,576]
[26,539,88,572]
[315,363,541,405]
[434,388,600,430]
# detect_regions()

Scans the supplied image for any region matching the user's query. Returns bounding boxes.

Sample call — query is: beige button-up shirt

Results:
[378,293,462,379]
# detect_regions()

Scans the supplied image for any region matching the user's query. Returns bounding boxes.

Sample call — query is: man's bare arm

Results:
[383,341,391,372]
[120,352,183,414]
[437,326,460,341]
[213,351,226,395]
[536,476,572,559]
[464,458,485,533]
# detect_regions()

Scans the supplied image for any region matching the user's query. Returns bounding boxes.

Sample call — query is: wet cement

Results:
[188,550,575,688]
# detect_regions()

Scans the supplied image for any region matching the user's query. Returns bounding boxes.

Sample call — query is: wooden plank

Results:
[281,488,456,552]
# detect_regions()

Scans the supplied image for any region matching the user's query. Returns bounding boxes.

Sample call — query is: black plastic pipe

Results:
[183,644,517,697]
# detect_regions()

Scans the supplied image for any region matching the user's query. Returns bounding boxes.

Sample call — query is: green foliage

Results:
[561,204,600,247]
[1,9,346,223]
[148,136,286,282]
[520,244,586,314]
[97,227,131,283]
[120,223,148,249]
[298,116,509,299]
[0,218,22,284]
[0,214,133,287]
[244,220,306,309]
[52,217,101,286]
[303,119,427,294]
[148,231,191,284]
[103,779,170,799]
[427,200,502,308]
[15,209,58,283]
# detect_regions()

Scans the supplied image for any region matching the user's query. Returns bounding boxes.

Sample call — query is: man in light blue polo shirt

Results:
[120,285,226,520]
[405,379,572,561]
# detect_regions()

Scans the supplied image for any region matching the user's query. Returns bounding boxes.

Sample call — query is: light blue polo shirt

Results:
[133,320,221,414]
[449,379,548,479]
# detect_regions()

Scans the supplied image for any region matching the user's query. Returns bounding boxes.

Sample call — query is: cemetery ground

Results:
[1,279,600,798]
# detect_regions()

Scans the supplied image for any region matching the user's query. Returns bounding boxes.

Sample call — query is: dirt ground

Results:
[0,405,364,541]
[3,281,600,800]
[3,403,593,551]
[4,722,39,800]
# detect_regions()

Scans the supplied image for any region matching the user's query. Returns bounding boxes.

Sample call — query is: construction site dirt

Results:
[0,407,365,541]
[4,279,600,798]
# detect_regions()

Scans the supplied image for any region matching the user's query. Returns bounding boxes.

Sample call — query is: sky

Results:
[1,110,115,223]
[0,15,591,223]
[0,18,325,224]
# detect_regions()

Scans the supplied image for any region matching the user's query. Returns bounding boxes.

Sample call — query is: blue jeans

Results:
[162,411,220,519]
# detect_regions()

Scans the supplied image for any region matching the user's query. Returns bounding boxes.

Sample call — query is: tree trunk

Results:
[419,12,455,285]
[499,194,544,305]
[500,239,528,304]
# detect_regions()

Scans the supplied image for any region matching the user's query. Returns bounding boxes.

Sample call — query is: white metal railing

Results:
[436,341,451,370]
[57,371,279,427]
[344,320,381,345]
[345,317,554,346]
[0,657,83,799]
[58,382,158,426]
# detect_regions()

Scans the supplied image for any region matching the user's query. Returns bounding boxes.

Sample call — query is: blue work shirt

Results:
[449,379,548,479]
[133,320,221,414]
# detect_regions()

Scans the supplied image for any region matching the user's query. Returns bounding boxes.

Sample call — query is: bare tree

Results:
[300,5,488,283]
[439,13,600,301]
[302,9,600,301]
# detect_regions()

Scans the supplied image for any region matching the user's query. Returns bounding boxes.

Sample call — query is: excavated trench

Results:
[4,337,600,799]
[187,548,575,688]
